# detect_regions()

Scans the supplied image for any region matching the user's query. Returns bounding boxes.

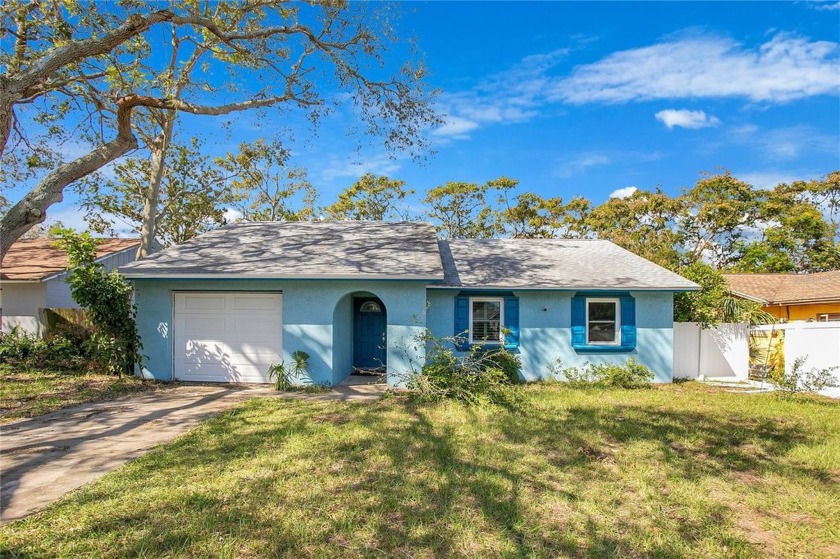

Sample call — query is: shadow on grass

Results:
[1,392,831,558]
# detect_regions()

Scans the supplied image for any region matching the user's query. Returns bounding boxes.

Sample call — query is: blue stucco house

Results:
[120,221,698,386]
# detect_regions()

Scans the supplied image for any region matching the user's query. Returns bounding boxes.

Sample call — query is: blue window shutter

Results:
[571,295,586,347]
[620,295,636,349]
[503,296,519,350]
[454,296,470,350]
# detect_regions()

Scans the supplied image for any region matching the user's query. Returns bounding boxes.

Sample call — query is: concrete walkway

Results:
[0,378,387,523]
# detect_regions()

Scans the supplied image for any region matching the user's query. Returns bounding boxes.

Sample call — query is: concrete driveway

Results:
[0,385,273,523]
[0,377,388,524]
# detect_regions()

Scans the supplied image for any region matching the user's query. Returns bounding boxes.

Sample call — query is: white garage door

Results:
[173,292,282,383]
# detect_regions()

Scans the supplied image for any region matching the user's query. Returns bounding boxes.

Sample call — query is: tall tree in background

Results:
[499,192,568,238]
[325,174,414,221]
[678,172,761,268]
[424,177,516,239]
[0,0,439,260]
[583,189,684,269]
[218,139,317,222]
[80,138,234,247]
[734,178,840,272]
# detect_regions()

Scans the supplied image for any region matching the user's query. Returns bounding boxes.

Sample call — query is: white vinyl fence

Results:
[673,322,750,381]
[752,322,840,398]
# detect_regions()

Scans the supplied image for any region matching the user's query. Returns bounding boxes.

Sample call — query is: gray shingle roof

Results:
[121,221,697,290]
[120,221,444,280]
[437,239,699,290]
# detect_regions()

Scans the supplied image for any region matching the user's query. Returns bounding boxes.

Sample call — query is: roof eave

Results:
[121,272,444,281]
[427,284,701,292]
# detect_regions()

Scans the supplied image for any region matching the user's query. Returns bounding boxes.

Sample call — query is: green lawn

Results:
[1,383,838,558]
[0,365,171,424]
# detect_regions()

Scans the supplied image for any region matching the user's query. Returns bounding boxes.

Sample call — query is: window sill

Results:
[573,345,635,353]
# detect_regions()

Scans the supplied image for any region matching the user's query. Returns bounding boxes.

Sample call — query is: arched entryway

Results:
[352,296,387,372]
[332,291,389,383]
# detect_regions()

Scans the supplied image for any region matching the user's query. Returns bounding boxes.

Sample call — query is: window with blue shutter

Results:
[571,292,636,352]
[453,292,519,351]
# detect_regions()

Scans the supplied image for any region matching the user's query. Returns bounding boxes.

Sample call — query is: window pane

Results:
[471,300,502,342]
[589,322,616,342]
[589,302,616,321]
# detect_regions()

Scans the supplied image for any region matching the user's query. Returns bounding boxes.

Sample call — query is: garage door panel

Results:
[233,295,281,311]
[178,362,267,383]
[173,292,282,383]
[177,316,227,337]
[231,317,281,335]
[179,295,226,311]
[179,341,280,363]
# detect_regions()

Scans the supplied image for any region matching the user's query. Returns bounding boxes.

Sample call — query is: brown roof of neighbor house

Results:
[723,271,840,305]
[1,238,140,281]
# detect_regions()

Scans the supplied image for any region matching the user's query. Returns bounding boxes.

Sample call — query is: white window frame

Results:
[469,297,504,345]
[586,297,621,346]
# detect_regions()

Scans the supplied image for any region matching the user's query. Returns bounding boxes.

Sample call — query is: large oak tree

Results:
[0,0,438,259]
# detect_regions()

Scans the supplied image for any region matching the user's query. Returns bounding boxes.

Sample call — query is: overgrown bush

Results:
[553,358,654,389]
[0,326,92,370]
[407,331,524,407]
[53,229,142,376]
[769,356,839,396]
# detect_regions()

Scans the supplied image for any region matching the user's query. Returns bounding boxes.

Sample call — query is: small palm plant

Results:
[267,350,311,391]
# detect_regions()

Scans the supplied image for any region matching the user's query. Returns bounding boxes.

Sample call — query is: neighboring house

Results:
[723,271,840,323]
[1,238,143,335]
[119,221,699,386]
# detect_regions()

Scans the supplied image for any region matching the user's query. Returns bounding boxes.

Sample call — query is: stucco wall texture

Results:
[134,279,676,386]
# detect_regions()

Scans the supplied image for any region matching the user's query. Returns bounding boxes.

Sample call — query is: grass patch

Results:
[0,364,172,424]
[1,383,838,558]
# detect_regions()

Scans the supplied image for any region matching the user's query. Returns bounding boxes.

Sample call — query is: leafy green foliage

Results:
[0,327,92,371]
[268,350,311,391]
[52,229,142,376]
[769,356,839,396]
[217,140,317,223]
[326,173,414,221]
[80,138,235,246]
[407,331,523,407]
[423,178,516,239]
[553,358,654,389]
[674,262,776,327]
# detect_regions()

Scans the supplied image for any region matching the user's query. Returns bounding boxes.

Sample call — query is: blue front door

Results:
[353,297,386,369]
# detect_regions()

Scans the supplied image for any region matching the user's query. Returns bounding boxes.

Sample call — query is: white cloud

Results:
[730,124,837,159]
[550,32,839,104]
[609,186,638,199]
[554,153,611,178]
[655,109,721,129]
[320,153,402,182]
[432,115,481,138]
[429,31,838,145]
[813,2,840,11]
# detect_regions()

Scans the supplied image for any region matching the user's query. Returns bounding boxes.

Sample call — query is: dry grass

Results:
[0,365,172,424]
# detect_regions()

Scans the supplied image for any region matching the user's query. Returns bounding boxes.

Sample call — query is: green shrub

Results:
[554,358,654,389]
[770,356,839,396]
[0,327,93,371]
[477,348,522,384]
[53,229,142,376]
[268,350,311,391]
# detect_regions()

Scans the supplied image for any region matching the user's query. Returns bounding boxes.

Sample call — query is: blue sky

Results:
[41,1,840,229]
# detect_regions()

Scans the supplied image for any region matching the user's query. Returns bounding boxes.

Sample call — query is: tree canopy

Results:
[0,0,439,259]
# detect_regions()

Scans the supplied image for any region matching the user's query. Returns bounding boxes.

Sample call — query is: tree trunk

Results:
[137,113,174,257]
[0,101,139,261]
